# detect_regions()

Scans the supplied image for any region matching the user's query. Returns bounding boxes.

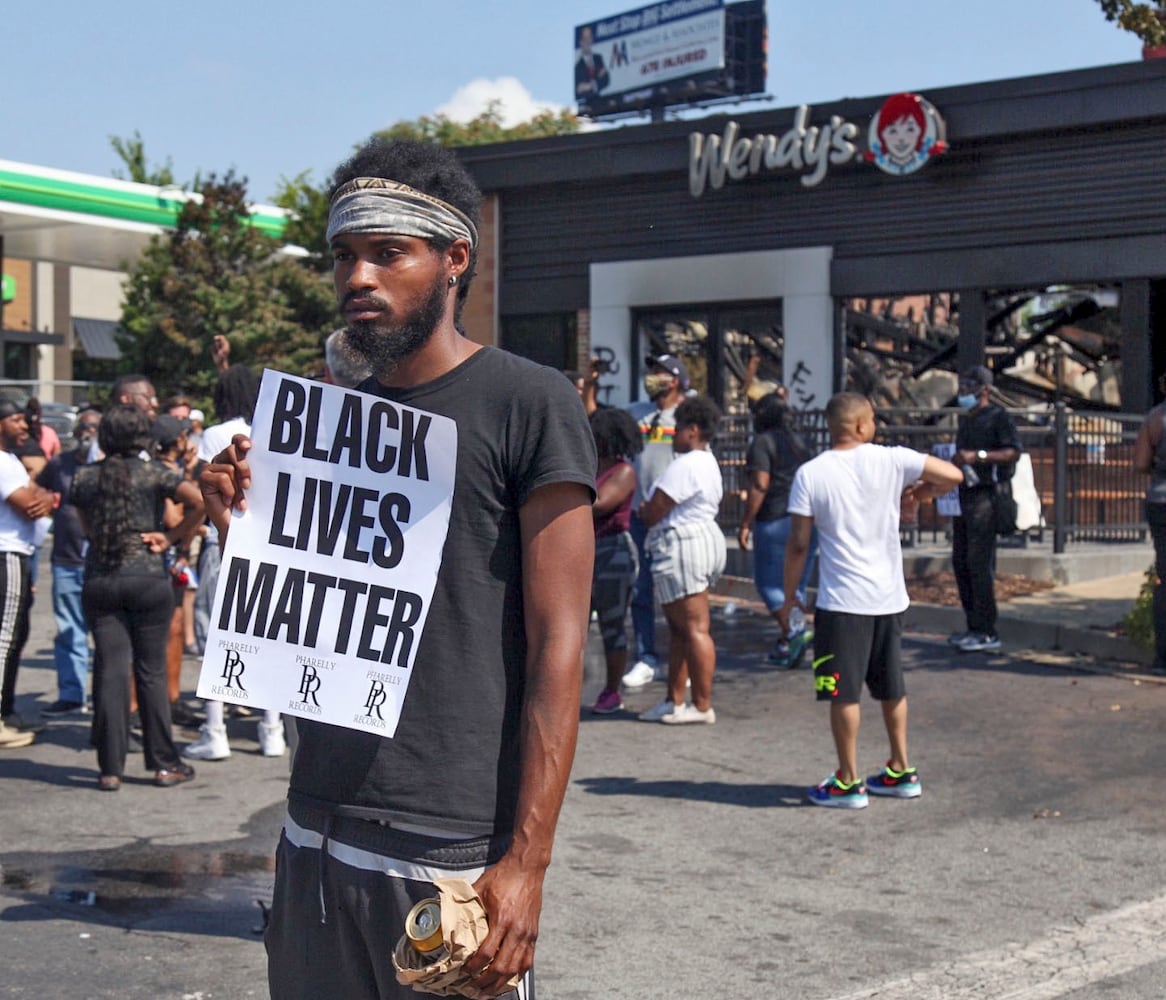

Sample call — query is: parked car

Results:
[39,401,78,439]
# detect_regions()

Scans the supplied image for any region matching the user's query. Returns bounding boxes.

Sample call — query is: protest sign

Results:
[931,442,961,517]
[197,370,457,738]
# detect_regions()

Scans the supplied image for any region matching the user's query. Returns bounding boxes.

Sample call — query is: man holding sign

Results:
[200,139,596,1000]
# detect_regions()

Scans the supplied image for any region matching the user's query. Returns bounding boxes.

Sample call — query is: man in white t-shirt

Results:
[0,398,57,747]
[781,393,962,808]
[637,395,726,725]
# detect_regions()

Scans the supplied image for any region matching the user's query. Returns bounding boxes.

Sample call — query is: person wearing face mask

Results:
[949,366,1021,653]
[622,354,691,690]
[36,410,102,717]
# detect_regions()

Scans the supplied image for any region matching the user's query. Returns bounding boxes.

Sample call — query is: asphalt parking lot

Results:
[3,594,1166,999]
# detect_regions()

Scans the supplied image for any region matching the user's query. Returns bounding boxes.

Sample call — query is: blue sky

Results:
[3,1,1142,203]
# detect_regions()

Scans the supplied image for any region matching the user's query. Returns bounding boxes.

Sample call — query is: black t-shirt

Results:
[37,450,87,567]
[289,347,597,837]
[745,428,811,521]
[955,403,1022,488]
[70,457,184,577]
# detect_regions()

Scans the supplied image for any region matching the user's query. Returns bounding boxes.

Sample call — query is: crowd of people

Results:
[0,133,1161,1000]
[0,329,374,783]
[568,355,1078,812]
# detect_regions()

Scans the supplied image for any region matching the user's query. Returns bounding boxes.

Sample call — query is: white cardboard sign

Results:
[196,370,456,738]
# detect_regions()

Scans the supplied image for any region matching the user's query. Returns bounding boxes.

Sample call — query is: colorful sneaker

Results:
[786,628,814,670]
[638,699,676,722]
[807,772,868,809]
[621,660,656,690]
[866,761,922,798]
[591,688,623,715]
[956,633,1001,653]
[660,703,715,725]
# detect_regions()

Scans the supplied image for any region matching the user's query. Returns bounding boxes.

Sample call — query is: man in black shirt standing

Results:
[950,366,1021,653]
[200,139,596,1000]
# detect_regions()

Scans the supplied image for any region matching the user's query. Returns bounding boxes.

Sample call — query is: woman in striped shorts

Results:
[637,396,726,725]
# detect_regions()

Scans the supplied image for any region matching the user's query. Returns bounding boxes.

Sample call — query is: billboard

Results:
[575,0,765,118]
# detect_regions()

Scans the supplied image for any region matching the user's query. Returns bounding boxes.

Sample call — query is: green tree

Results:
[375,100,581,146]
[1096,0,1166,45]
[273,170,333,273]
[258,103,582,354]
[118,173,332,406]
[109,130,177,187]
[273,103,580,272]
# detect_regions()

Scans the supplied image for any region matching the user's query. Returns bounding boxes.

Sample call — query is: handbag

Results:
[992,480,1018,536]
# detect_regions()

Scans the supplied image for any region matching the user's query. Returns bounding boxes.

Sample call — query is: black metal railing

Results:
[713,404,1149,552]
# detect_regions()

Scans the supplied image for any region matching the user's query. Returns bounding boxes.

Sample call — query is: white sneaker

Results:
[183,724,230,760]
[258,720,286,757]
[956,632,1002,653]
[661,703,716,725]
[638,699,677,722]
[621,660,656,690]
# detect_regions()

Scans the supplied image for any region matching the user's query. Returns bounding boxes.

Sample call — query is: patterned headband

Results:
[326,178,478,250]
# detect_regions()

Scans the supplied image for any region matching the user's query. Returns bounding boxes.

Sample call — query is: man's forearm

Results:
[783,545,808,607]
[508,639,582,869]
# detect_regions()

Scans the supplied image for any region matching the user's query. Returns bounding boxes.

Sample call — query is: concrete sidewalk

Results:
[717,567,1154,667]
[905,569,1151,666]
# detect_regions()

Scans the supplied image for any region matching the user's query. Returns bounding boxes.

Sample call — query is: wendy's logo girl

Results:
[865,92,947,176]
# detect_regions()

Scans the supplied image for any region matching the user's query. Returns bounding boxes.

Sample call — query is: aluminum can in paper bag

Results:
[404,898,447,961]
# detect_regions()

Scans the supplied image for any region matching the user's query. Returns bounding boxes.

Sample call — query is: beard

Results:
[344,271,449,378]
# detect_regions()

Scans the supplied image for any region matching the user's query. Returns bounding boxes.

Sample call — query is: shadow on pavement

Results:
[575,774,808,808]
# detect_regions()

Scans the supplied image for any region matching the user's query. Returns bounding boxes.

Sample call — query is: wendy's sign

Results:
[689,92,947,197]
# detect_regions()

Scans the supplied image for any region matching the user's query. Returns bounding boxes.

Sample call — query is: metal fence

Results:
[713,403,1149,553]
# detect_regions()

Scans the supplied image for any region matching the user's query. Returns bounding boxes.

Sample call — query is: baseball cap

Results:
[959,365,993,389]
[152,414,191,449]
[645,353,691,391]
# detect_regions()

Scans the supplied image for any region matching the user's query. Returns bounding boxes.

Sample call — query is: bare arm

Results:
[466,481,594,996]
[142,480,206,555]
[777,513,814,632]
[580,361,601,416]
[638,488,676,528]
[737,468,771,550]
[905,455,965,503]
[592,463,635,519]
[1134,404,1164,475]
[210,334,231,373]
[198,435,253,549]
[953,446,1020,466]
[6,483,56,520]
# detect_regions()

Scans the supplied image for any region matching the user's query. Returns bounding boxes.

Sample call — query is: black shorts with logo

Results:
[812,608,906,703]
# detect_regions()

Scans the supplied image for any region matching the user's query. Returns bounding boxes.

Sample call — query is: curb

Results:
[714,575,1153,668]
[903,603,1152,667]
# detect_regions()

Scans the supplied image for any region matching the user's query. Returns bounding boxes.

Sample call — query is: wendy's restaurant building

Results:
[455,58,1166,420]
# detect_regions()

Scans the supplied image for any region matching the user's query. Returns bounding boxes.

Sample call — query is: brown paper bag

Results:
[392,878,521,999]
